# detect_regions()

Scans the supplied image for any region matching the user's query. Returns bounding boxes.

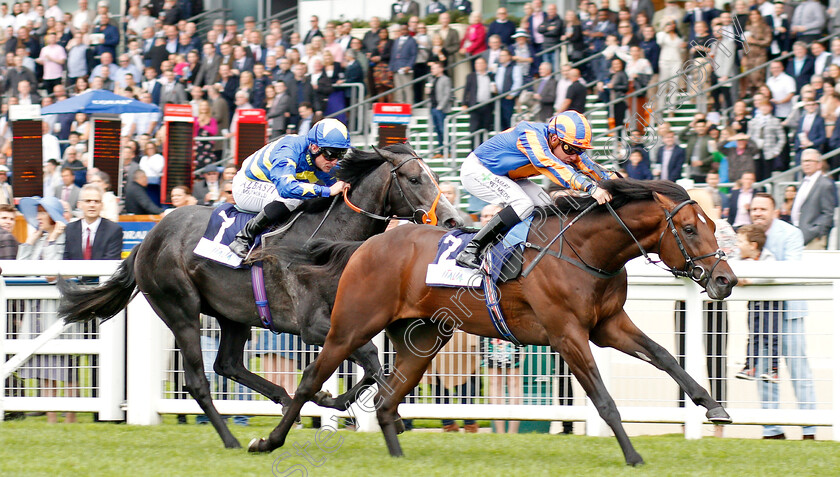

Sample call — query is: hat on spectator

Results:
[511,29,530,40]
[18,196,68,229]
[225,19,237,26]
[730,133,750,141]
[97,0,108,7]
[213,19,224,26]
[244,16,256,23]
[0,165,8,174]
[195,164,220,177]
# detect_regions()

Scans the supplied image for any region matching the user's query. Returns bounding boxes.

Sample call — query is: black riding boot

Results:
[455,205,521,269]
[229,202,292,259]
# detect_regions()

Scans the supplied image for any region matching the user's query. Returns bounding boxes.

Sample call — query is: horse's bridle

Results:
[342,154,442,226]
[608,199,727,284]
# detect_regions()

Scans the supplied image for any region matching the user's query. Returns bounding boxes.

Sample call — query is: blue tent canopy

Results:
[40,89,161,115]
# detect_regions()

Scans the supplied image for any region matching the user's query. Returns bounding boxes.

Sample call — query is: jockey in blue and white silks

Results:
[229,118,351,258]
[456,111,616,269]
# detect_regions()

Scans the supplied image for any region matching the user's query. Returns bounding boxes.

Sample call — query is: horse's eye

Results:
[409,177,421,185]
[683,225,696,235]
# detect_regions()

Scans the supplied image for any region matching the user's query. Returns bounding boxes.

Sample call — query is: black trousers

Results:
[469,104,495,148]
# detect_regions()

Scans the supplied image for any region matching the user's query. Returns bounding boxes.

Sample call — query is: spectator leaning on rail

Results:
[749,192,818,440]
[228,118,350,259]
[456,111,615,269]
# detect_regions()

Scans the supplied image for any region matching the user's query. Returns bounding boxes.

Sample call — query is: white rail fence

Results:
[1,256,839,441]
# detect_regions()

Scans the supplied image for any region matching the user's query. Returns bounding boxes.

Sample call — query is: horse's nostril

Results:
[716,276,729,287]
[445,218,458,229]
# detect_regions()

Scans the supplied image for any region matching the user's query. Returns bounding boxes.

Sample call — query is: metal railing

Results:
[255,5,299,35]
[186,8,231,39]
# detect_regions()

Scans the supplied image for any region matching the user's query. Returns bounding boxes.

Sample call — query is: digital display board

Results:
[10,120,43,198]
[92,118,122,197]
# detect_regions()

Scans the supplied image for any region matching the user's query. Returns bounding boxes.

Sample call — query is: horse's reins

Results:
[522,198,726,285]
[342,152,442,226]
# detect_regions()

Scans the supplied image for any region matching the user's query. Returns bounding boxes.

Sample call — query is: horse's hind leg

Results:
[214,318,292,407]
[591,309,730,423]
[552,328,643,466]
[374,320,451,457]
[147,298,241,449]
[314,341,381,410]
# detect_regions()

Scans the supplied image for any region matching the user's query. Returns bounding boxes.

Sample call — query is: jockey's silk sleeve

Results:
[515,129,598,193]
[266,142,334,200]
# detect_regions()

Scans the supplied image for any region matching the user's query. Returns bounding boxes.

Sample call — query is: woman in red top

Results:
[459,11,487,57]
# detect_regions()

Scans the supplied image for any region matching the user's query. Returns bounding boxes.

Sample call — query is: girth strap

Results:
[251,261,277,333]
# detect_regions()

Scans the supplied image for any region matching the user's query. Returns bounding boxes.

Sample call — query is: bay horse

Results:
[249,179,738,466]
[57,144,462,449]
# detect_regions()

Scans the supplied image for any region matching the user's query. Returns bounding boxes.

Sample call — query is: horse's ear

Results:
[372,145,401,165]
[652,192,677,210]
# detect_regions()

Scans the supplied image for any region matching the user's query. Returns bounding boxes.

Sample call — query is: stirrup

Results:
[455,245,482,269]
[229,237,253,259]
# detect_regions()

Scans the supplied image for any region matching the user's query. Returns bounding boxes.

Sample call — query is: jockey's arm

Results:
[268,148,334,200]
[516,130,598,193]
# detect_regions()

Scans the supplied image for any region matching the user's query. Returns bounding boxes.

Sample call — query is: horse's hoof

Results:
[393,418,406,435]
[625,453,645,467]
[706,406,732,424]
[225,439,242,449]
[313,390,333,404]
[248,438,268,453]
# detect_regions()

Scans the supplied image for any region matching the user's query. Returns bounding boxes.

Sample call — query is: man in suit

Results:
[654,130,685,182]
[125,170,163,215]
[217,64,240,113]
[428,62,452,155]
[785,41,815,92]
[390,24,417,104]
[391,0,420,20]
[55,167,81,211]
[749,192,817,440]
[159,70,188,107]
[462,57,495,148]
[793,101,826,164]
[303,15,323,45]
[64,184,123,261]
[792,149,837,249]
[532,62,557,122]
[767,2,791,57]
[94,13,120,58]
[192,166,221,205]
[747,101,787,181]
[195,42,220,87]
[495,49,523,130]
[679,115,714,183]
[231,46,255,75]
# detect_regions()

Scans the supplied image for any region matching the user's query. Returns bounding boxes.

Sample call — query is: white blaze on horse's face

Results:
[697,213,707,225]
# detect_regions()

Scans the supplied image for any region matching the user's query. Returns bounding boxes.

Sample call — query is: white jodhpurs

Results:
[232,170,303,213]
[460,153,553,220]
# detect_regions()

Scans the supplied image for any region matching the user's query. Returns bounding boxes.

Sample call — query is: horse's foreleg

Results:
[314,341,382,410]
[552,328,644,466]
[375,321,451,457]
[591,310,730,423]
[214,318,293,407]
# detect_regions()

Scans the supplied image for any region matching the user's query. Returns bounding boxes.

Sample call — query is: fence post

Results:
[98,273,126,421]
[683,281,705,439]
[126,293,164,425]
[833,280,840,441]
[585,342,611,437]
[0,277,6,420]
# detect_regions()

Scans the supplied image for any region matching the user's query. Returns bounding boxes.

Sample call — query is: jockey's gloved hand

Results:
[591,186,612,205]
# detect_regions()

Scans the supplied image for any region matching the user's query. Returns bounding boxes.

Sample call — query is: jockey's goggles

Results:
[320,147,348,161]
[561,142,583,156]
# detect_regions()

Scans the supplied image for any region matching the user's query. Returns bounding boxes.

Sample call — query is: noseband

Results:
[343,154,442,225]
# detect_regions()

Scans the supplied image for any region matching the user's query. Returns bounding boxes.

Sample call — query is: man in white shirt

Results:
[0,3,15,30]
[790,149,837,249]
[811,42,831,76]
[45,0,63,22]
[766,61,797,119]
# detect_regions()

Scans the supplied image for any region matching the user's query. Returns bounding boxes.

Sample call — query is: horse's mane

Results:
[333,143,415,186]
[546,178,691,215]
[291,143,416,216]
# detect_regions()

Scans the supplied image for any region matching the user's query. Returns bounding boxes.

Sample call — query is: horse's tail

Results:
[58,247,138,324]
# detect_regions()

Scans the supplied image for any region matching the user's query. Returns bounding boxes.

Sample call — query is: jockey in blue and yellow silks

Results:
[229,118,351,258]
[456,111,616,269]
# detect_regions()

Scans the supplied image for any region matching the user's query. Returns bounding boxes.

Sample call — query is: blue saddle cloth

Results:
[432,217,532,284]
[194,203,268,269]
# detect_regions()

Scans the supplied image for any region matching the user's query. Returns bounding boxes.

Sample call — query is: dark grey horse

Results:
[57,144,462,448]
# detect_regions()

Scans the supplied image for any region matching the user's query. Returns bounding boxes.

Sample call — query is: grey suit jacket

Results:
[54,183,81,209]
[195,56,221,87]
[798,173,837,244]
[432,74,452,113]
[160,83,188,106]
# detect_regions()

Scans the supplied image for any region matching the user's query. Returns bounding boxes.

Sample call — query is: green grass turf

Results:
[1,415,839,476]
